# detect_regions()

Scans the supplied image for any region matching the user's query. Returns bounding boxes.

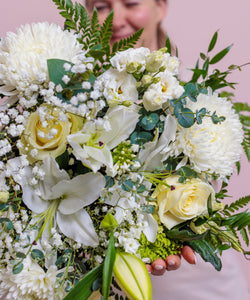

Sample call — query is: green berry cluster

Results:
[112,141,136,166]
[137,229,182,262]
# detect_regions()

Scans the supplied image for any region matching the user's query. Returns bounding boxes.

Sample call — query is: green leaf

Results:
[47,58,73,87]
[208,31,218,52]
[130,131,153,146]
[175,107,195,128]
[165,35,172,55]
[102,232,116,300]
[166,229,207,241]
[121,180,134,192]
[63,264,103,300]
[141,113,159,131]
[187,239,222,271]
[209,44,233,64]
[207,194,213,217]
[31,249,44,261]
[13,262,24,274]
[101,213,118,231]
[16,252,26,259]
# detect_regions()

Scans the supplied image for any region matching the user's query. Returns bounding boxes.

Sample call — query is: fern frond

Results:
[223,195,250,214]
[221,211,250,230]
[111,29,143,55]
[240,227,249,246]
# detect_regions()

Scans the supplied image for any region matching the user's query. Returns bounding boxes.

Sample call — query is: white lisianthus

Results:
[110,47,150,72]
[145,48,180,75]
[68,105,139,173]
[0,255,66,300]
[0,22,83,106]
[168,92,244,179]
[17,156,106,247]
[94,68,138,107]
[143,72,184,111]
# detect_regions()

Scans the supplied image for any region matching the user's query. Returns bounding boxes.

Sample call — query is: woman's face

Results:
[86,0,167,51]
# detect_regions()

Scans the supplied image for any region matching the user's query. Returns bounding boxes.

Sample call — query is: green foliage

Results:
[102,232,116,300]
[223,195,250,214]
[63,264,103,300]
[187,239,222,271]
[52,0,143,68]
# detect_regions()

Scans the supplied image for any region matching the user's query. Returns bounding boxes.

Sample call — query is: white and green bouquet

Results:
[0,1,249,299]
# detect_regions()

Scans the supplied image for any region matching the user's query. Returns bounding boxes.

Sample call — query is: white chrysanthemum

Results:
[168,92,244,179]
[0,22,83,105]
[0,256,66,300]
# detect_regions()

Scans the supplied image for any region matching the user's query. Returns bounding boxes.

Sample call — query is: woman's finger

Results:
[181,245,196,264]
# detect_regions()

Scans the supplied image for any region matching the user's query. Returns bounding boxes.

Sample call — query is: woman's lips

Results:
[111,34,134,43]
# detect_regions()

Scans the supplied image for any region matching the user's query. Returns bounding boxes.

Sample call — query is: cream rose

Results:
[153,175,215,229]
[20,107,83,163]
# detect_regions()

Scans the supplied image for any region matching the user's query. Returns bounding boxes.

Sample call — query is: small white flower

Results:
[62,75,70,84]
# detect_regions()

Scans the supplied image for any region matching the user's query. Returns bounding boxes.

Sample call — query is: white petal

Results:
[140,115,177,171]
[40,156,69,199]
[100,105,139,149]
[57,172,105,214]
[56,209,99,247]
[22,184,50,214]
[142,213,158,243]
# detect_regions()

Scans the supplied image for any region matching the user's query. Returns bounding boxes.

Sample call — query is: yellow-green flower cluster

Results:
[137,228,182,262]
[112,141,137,167]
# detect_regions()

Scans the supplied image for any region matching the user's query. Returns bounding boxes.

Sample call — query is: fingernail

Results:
[167,260,176,266]
[154,265,164,270]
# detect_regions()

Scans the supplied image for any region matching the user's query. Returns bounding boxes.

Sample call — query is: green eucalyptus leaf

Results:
[31,249,44,261]
[102,232,116,300]
[130,131,153,146]
[187,239,222,271]
[63,264,103,300]
[13,262,24,274]
[16,252,26,259]
[121,180,134,192]
[209,44,233,64]
[141,113,159,131]
[208,31,218,52]
[177,107,195,128]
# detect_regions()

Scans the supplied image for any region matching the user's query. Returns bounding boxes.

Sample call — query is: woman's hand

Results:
[146,245,196,276]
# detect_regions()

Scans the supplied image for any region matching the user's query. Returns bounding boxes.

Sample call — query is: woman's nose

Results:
[112,6,127,30]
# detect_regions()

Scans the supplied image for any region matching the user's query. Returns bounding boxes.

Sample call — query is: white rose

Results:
[153,175,215,229]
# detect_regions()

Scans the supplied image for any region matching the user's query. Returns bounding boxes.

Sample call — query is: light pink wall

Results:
[1,0,249,287]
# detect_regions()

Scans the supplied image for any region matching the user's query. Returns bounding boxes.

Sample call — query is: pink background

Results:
[1,0,249,291]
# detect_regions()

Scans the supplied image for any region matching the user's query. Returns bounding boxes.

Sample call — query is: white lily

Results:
[18,156,106,247]
[68,105,139,173]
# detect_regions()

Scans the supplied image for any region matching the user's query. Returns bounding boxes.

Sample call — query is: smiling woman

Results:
[85,0,168,50]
